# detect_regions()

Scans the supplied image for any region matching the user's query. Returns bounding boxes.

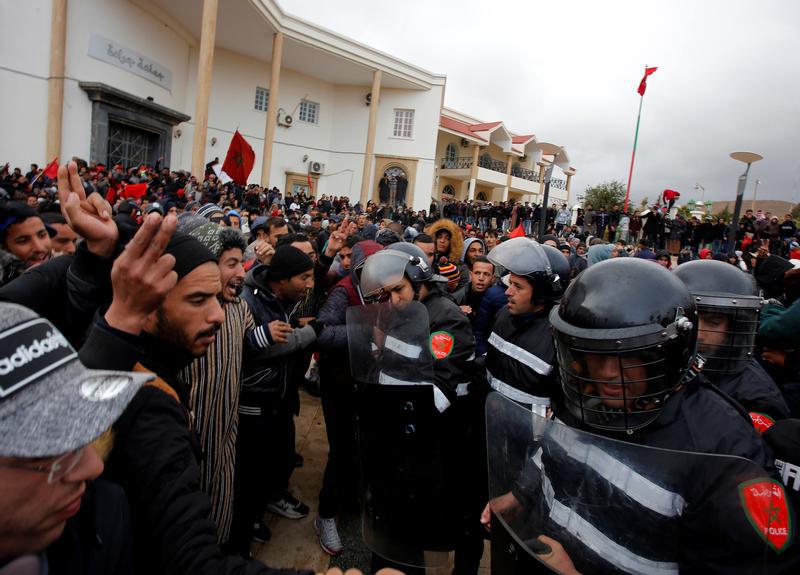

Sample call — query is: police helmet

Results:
[540,243,572,299]
[550,258,698,432]
[360,247,436,301]
[489,237,562,303]
[673,259,761,375]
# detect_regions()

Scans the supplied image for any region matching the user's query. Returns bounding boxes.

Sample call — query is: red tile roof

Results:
[469,121,503,131]
[512,135,535,144]
[439,116,487,142]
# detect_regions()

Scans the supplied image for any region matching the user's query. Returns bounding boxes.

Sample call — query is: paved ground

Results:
[252,389,491,573]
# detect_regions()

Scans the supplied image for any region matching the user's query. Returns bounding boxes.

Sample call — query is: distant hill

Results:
[703,199,796,216]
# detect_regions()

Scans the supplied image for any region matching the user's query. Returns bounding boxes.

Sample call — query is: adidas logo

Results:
[0,331,70,376]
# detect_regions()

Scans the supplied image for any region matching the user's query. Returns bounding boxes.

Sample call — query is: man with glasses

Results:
[0,302,152,572]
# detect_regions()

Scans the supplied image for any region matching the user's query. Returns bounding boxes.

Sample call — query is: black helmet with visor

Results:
[550,258,698,433]
[360,248,441,302]
[673,259,761,375]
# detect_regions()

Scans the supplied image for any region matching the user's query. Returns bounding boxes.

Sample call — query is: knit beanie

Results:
[436,257,460,291]
[197,203,224,220]
[267,245,313,282]
[163,232,217,280]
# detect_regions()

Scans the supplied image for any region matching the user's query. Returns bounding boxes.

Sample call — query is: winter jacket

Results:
[474,283,508,355]
[427,218,464,263]
[711,359,789,422]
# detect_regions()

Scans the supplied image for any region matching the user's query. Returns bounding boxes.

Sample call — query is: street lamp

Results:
[751,179,761,213]
[533,143,569,237]
[728,151,763,249]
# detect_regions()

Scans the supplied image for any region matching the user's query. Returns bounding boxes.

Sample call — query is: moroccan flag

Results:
[122,182,147,199]
[509,223,526,238]
[221,130,255,186]
[307,173,314,194]
[43,157,59,180]
[637,66,658,96]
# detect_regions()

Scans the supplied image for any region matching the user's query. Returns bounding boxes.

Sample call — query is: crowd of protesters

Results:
[2,155,800,574]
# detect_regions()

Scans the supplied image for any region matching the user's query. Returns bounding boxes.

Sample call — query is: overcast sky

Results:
[282,0,800,205]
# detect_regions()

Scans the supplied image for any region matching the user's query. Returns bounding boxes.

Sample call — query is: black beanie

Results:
[163,232,217,280]
[267,245,313,282]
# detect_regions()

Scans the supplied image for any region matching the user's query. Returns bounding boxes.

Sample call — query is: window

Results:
[442,184,456,197]
[444,143,457,168]
[298,100,320,124]
[254,87,269,112]
[393,109,414,138]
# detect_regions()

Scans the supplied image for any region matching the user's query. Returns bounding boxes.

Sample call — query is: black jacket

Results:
[712,359,790,422]
[485,306,559,404]
[80,318,308,575]
[240,264,317,412]
[422,284,476,406]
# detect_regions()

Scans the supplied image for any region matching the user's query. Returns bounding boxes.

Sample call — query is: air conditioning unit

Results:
[460,138,470,148]
[277,109,293,127]
[365,92,372,106]
[308,161,325,174]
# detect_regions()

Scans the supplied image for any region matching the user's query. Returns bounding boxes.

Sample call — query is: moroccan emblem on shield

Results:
[429,331,454,360]
[738,478,793,553]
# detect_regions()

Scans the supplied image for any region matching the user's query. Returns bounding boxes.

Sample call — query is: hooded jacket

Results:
[428,218,464,263]
[240,264,318,411]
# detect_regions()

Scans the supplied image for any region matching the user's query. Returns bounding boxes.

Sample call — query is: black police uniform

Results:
[713,358,789,421]
[485,307,558,410]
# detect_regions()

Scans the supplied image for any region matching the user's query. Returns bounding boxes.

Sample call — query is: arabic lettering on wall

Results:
[88,33,173,91]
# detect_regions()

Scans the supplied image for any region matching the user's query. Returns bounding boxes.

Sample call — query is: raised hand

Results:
[324,229,347,257]
[104,213,178,335]
[57,161,118,257]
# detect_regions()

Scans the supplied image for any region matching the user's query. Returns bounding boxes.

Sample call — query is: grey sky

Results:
[282,0,800,205]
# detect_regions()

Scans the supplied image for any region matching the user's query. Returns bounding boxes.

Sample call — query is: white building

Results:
[0,0,573,212]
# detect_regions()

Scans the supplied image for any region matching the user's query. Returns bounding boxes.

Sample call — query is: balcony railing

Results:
[440,156,473,170]
[478,156,507,174]
[511,167,540,181]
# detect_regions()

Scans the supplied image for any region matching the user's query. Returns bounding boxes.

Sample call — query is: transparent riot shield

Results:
[347,300,452,568]
[486,392,788,574]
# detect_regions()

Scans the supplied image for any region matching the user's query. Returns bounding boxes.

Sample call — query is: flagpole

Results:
[624,65,649,214]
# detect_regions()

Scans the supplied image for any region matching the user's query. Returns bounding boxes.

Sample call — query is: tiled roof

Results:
[512,135,535,144]
[469,121,503,131]
[439,116,488,142]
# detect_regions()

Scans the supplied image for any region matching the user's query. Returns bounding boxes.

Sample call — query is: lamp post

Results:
[728,151,763,249]
[751,179,761,213]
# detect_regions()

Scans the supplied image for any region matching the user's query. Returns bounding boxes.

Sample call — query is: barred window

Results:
[298,100,320,124]
[254,87,269,112]
[393,109,414,138]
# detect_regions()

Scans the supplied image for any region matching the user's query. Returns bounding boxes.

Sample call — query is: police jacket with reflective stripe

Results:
[422,286,476,404]
[485,306,558,400]
[543,381,779,573]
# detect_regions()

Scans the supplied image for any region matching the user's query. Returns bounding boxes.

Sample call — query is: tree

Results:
[583,180,626,210]
[713,205,732,223]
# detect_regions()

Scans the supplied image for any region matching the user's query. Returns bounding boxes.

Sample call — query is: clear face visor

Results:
[556,335,686,432]
[359,251,411,302]
[695,304,759,374]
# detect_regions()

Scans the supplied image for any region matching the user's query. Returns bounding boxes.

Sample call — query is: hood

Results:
[244,262,272,293]
[587,244,614,266]
[427,218,463,263]
[461,237,486,263]
[755,255,794,299]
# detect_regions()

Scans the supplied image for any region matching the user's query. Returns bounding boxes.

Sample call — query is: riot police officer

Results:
[484,258,785,574]
[484,237,569,415]
[674,259,789,427]
[358,245,483,574]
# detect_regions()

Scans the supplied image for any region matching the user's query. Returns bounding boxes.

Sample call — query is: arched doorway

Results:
[377,164,409,207]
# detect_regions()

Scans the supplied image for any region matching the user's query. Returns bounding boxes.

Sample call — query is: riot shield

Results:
[347,300,452,568]
[486,392,788,574]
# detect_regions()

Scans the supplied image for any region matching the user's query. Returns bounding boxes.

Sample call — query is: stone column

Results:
[46,0,68,161]
[191,0,218,178]
[468,143,480,201]
[359,69,382,205]
[260,32,283,186]
[503,154,513,201]
[537,160,547,203]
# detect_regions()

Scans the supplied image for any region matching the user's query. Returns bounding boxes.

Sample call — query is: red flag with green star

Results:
[221,130,255,186]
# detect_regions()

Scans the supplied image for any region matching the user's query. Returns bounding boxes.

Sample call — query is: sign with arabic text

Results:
[88,33,172,91]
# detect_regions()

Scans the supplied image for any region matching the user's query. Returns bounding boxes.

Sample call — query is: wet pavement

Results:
[253,389,490,574]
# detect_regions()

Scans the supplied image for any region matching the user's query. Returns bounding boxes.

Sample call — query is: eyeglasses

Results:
[0,446,85,484]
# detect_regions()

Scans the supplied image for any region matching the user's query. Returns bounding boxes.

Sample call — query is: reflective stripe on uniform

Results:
[456,382,470,396]
[384,335,422,359]
[488,332,553,376]
[377,371,450,413]
[539,466,679,575]
[488,373,549,417]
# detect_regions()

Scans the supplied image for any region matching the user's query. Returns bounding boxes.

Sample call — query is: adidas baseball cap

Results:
[0,303,153,458]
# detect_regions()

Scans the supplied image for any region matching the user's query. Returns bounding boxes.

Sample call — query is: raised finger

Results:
[147,253,177,280]
[152,269,178,297]
[86,191,113,220]
[126,213,162,257]
[67,161,87,202]
[56,164,72,208]
[144,213,177,260]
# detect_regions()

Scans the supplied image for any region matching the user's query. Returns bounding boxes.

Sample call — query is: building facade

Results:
[0,0,574,212]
